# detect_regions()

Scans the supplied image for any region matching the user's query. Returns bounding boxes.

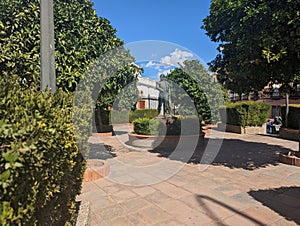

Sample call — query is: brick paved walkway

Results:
[77,128,300,225]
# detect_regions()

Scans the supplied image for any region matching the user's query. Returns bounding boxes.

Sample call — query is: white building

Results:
[136,75,159,110]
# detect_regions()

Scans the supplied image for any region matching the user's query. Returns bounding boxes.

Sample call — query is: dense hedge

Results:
[281,104,300,129]
[110,110,130,124]
[220,101,271,127]
[133,118,164,135]
[0,77,89,225]
[129,109,158,122]
[133,116,201,136]
[94,109,159,132]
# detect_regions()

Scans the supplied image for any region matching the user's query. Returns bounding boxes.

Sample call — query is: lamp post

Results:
[40,0,56,93]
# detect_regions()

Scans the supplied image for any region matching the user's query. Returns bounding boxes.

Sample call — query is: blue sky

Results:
[91,0,218,80]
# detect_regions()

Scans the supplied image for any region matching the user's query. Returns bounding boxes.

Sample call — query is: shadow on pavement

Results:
[88,143,116,160]
[196,195,265,225]
[248,187,300,224]
[150,137,293,170]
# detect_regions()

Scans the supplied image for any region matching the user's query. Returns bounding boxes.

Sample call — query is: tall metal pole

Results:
[285,93,289,127]
[40,0,56,92]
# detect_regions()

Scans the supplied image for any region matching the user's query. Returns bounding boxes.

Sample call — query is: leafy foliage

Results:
[0,77,87,225]
[129,109,159,122]
[220,101,271,127]
[166,60,227,123]
[133,116,201,136]
[133,118,164,136]
[202,0,300,95]
[0,0,124,91]
[94,64,140,110]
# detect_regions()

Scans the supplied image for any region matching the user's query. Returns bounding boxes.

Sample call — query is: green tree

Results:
[166,60,226,123]
[202,0,300,96]
[0,0,125,91]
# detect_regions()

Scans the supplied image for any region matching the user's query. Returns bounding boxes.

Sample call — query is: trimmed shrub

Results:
[0,77,88,225]
[220,101,271,127]
[281,104,300,129]
[110,110,130,124]
[133,118,164,135]
[133,116,201,136]
[129,109,158,122]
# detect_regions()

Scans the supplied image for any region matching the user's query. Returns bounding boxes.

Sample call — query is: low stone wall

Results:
[217,123,266,134]
[279,128,300,141]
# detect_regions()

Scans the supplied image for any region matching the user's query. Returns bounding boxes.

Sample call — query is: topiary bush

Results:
[129,109,158,122]
[220,101,271,127]
[133,116,201,136]
[281,104,300,129]
[0,77,88,225]
[133,118,164,135]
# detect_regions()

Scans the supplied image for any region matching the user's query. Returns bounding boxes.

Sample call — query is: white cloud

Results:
[160,49,193,67]
[145,60,161,70]
[145,61,156,68]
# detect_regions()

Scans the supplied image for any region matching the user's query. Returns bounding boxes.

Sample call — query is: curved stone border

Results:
[128,132,205,149]
[279,152,300,167]
[83,159,110,182]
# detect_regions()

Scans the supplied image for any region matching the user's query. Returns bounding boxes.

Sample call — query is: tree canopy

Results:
[202,0,300,95]
[166,60,226,123]
[0,0,136,92]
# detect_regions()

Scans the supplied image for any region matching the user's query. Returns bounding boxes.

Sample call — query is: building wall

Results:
[137,76,160,110]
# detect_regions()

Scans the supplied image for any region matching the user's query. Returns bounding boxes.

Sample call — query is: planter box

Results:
[279,128,300,141]
[128,132,205,149]
[217,123,266,134]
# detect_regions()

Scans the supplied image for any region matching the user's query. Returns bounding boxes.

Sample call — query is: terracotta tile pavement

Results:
[77,131,300,225]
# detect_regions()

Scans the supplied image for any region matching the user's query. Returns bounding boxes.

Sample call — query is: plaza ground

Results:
[77,128,300,225]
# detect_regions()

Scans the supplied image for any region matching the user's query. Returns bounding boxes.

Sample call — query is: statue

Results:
[156,74,172,116]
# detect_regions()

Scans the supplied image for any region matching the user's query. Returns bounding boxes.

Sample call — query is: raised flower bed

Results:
[128,116,205,149]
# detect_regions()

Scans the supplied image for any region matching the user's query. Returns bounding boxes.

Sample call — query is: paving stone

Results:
[79,185,106,197]
[106,216,134,226]
[80,133,300,225]
[174,209,213,225]
[152,181,191,199]
[131,186,157,197]
[132,206,172,224]
[195,195,238,221]
[89,211,106,226]
[270,218,298,226]
[96,204,125,222]
[151,219,183,226]
[89,195,116,212]
[111,189,138,203]
[120,197,151,213]
[100,184,125,194]
[145,190,172,204]
[223,213,264,226]
[285,173,300,184]
[242,206,282,225]
[126,213,147,225]
[93,178,114,187]
[156,199,194,215]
